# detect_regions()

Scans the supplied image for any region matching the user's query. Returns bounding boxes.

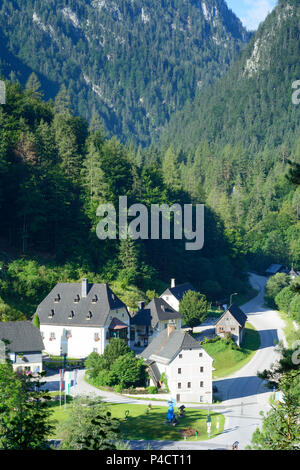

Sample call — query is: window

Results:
[179,354,183,359]
[50,332,55,340]
[93,348,98,353]
[200,367,204,373]
[178,383,181,389]
[200,396,203,402]
[48,309,54,319]
[87,311,92,320]
[94,333,100,342]
[199,353,203,357]
[187,382,191,389]
[200,381,204,388]
[178,368,181,374]
[231,328,235,332]
[65,330,72,338]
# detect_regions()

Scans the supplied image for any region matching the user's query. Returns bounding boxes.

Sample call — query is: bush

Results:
[179,290,208,327]
[95,370,115,387]
[110,353,145,388]
[275,287,296,314]
[265,273,290,308]
[147,386,158,394]
[113,384,123,394]
[289,295,300,323]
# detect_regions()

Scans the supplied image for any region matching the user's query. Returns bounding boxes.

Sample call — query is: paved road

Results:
[44,274,287,450]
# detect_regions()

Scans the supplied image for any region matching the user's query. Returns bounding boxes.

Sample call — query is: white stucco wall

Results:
[155,349,213,404]
[40,307,130,358]
[40,324,105,357]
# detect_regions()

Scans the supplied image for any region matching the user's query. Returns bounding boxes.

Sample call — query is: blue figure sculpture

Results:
[167,403,175,423]
[166,399,177,424]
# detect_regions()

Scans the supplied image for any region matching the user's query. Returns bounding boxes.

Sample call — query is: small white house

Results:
[160,279,196,312]
[140,324,214,404]
[36,279,130,358]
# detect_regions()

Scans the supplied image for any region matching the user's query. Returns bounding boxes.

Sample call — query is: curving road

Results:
[44,273,287,450]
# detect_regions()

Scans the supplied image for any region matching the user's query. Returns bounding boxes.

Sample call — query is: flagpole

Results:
[59,370,62,407]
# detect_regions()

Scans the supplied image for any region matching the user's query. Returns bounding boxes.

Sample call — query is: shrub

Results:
[275,287,296,314]
[147,386,158,394]
[179,290,208,327]
[113,384,123,394]
[265,273,290,308]
[289,295,300,323]
[110,353,145,388]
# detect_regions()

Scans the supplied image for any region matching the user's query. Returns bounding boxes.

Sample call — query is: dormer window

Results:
[92,295,98,304]
[87,311,92,320]
[68,310,75,320]
[54,294,61,303]
[48,309,54,318]
[112,294,115,300]
[74,294,80,303]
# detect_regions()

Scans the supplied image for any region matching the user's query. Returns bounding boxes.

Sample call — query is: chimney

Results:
[171,278,176,288]
[138,301,145,311]
[82,278,89,298]
[167,323,176,337]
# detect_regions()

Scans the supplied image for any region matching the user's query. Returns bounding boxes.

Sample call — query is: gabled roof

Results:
[140,328,204,364]
[145,360,161,385]
[108,318,128,330]
[265,264,284,274]
[215,304,247,328]
[160,283,196,301]
[36,282,127,327]
[0,321,44,353]
[130,298,182,328]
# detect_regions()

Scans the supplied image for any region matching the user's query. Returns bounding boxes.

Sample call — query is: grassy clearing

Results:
[49,400,224,442]
[277,310,300,348]
[202,323,260,379]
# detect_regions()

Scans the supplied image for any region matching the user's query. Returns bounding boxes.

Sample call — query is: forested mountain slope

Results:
[162,0,300,152]
[0,81,248,321]
[159,0,300,271]
[0,0,250,145]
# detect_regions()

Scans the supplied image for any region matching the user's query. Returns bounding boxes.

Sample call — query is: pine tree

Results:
[25,72,43,99]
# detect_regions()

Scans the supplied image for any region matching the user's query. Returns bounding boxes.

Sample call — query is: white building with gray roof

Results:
[36,279,130,358]
[160,279,196,312]
[0,321,44,374]
[140,324,213,404]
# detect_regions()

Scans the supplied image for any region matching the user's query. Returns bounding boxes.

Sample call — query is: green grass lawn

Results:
[49,400,224,442]
[278,310,300,348]
[202,323,261,379]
